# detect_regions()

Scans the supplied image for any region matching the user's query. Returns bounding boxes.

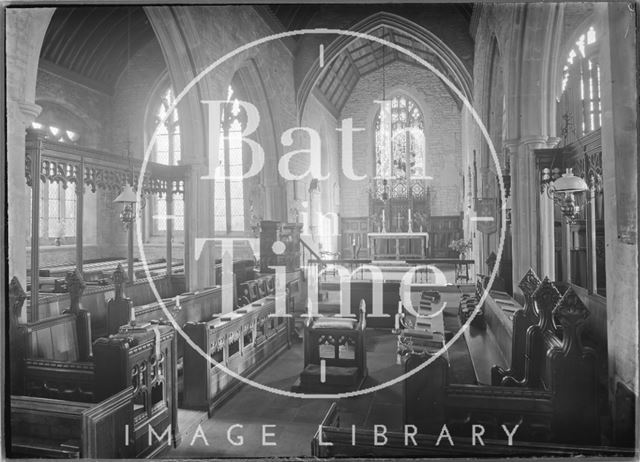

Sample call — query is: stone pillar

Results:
[185,164,217,290]
[7,100,41,287]
[508,136,557,298]
[6,8,54,286]
[598,2,638,407]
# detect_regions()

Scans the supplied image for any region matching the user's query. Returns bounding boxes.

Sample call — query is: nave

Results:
[4,2,638,459]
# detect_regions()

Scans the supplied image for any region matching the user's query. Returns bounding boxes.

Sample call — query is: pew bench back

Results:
[182,295,289,414]
[10,387,134,459]
[15,311,94,400]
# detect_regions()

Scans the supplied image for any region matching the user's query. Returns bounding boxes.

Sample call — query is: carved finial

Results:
[113,263,126,285]
[9,276,27,326]
[519,268,541,300]
[66,269,86,313]
[519,268,541,317]
[553,287,589,355]
[532,277,561,332]
[553,287,589,328]
[113,263,126,300]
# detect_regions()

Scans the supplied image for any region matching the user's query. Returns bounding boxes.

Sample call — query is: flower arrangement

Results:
[449,238,472,257]
[53,220,66,246]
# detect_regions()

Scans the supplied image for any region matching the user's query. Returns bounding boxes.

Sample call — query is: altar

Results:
[368,232,429,260]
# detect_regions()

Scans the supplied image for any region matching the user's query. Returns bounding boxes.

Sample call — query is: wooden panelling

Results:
[9,388,134,459]
[182,295,289,414]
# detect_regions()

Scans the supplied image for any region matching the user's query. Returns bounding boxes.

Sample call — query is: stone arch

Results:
[233,58,285,221]
[296,11,473,120]
[144,6,208,167]
[142,70,172,150]
[500,3,564,287]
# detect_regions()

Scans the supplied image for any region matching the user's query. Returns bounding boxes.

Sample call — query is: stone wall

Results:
[598,2,638,404]
[32,38,169,269]
[35,66,112,150]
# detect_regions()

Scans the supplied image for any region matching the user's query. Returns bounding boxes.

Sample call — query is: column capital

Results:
[7,99,41,129]
[504,136,561,152]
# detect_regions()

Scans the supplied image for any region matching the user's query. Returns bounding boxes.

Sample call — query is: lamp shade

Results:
[113,184,137,204]
[553,168,589,194]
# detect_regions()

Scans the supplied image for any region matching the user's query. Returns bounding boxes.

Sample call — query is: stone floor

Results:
[165,291,474,458]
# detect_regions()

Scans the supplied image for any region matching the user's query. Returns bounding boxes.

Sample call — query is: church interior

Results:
[4,3,639,459]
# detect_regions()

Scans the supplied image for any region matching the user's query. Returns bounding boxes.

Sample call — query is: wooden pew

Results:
[15,271,94,400]
[11,272,179,458]
[458,278,486,328]
[31,270,184,337]
[396,291,447,357]
[311,403,635,458]
[9,388,134,458]
[93,322,179,458]
[403,277,600,445]
[43,257,174,282]
[493,277,562,389]
[105,264,223,338]
[293,302,367,393]
[182,294,289,414]
[491,268,542,385]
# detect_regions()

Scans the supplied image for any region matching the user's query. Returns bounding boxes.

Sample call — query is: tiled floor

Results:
[166,292,474,458]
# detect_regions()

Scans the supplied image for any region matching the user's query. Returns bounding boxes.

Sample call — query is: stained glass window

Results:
[558,26,601,140]
[375,95,425,179]
[215,86,245,233]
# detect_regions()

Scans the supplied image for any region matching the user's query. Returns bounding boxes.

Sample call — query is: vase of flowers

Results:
[449,238,472,259]
[53,220,66,246]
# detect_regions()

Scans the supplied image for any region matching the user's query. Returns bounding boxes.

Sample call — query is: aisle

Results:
[166,330,402,458]
[165,294,474,458]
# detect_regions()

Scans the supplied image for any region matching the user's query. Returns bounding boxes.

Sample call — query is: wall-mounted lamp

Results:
[543,167,589,222]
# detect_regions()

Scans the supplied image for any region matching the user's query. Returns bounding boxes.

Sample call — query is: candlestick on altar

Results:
[382,209,386,232]
[395,313,400,330]
[397,300,403,314]
[408,208,413,233]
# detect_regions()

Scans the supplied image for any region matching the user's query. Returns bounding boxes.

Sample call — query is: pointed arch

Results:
[296,12,473,119]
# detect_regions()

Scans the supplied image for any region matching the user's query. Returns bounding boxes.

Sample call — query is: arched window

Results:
[152,88,184,233]
[557,26,601,142]
[375,94,425,179]
[553,26,606,297]
[214,85,245,233]
[29,121,80,243]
